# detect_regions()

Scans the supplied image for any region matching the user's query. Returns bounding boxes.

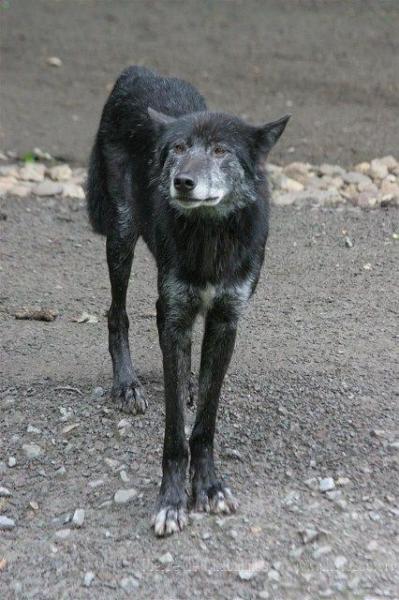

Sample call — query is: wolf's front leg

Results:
[189,306,239,515]
[152,295,196,536]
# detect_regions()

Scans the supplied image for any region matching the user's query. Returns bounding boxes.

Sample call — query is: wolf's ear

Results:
[254,114,291,157]
[147,107,176,127]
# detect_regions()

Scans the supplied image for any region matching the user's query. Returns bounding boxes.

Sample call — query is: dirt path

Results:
[1,0,399,166]
[1,190,398,599]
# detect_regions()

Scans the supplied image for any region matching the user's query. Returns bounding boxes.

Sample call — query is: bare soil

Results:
[1,0,399,165]
[1,192,398,599]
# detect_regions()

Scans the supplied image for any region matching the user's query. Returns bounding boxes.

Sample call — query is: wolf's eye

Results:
[214,145,226,156]
[173,142,187,154]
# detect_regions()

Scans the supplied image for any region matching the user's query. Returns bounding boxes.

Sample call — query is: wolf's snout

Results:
[174,174,196,193]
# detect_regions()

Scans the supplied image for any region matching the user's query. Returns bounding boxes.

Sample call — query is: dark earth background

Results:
[1,0,399,165]
[1,1,399,599]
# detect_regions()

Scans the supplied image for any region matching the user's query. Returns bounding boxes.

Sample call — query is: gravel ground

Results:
[1,189,398,599]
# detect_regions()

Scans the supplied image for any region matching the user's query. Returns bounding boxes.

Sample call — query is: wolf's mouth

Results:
[174,195,221,207]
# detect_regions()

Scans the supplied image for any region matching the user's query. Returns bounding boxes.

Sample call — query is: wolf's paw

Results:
[151,505,188,537]
[112,382,147,415]
[192,482,239,515]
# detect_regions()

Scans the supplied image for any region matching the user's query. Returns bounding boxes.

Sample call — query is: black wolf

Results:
[87,66,290,536]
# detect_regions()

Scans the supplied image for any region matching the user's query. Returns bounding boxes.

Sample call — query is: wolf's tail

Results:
[86,136,108,235]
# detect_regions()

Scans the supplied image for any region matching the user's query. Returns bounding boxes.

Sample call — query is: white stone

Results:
[27,424,41,434]
[55,528,71,540]
[22,443,43,459]
[47,56,62,67]
[280,175,304,192]
[378,155,397,170]
[114,488,137,504]
[369,158,388,180]
[343,171,372,187]
[267,568,280,582]
[61,183,85,199]
[120,470,130,483]
[354,161,370,174]
[158,552,174,565]
[0,165,19,177]
[299,527,320,544]
[283,161,312,182]
[0,487,12,497]
[120,576,139,592]
[18,163,46,182]
[0,176,18,194]
[48,164,72,181]
[334,555,348,569]
[273,191,299,206]
[0,515,15,530]
[318,164,346,177]
[83,572,95,587]
[319,477,335,492]
[72,508,85,528]
[33,180,62,196]
[10,185,30,197]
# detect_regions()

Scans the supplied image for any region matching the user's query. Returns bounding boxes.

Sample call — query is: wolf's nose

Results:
[174,174,196,192]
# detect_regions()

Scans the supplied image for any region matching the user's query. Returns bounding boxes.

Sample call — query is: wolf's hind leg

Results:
[107,231,147,415]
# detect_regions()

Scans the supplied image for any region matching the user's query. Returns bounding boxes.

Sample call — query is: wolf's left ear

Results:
[254,114,291,157]
[147,107,176,127]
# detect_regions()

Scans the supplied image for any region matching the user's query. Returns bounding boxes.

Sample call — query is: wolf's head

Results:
[148,108,290,215]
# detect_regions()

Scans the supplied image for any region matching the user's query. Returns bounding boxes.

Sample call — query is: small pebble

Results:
[33,181,62,197]
[47,56,62,67]
[83,571,95,587]
[22,443,43,459]
[72,508,85,528]
[27,425,41,434]
[157,552,174,565]
[92,386,104,399]
[267,569,280,582]
[55,528,71,540]
[366,540,378,551]
[120,575,139,592]
[114,488,137,504]
[299,528,321,544]
[0,487,12,497]
[0,515,15,530]
[334,556,348,569]
[8,457,16,468]
[119,470,130,483]
[319,477,335,492]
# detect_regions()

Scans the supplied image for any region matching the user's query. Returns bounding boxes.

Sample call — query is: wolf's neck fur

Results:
[168,202,260,287]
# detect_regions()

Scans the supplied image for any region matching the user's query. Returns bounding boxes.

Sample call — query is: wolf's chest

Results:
[198,278,252,315]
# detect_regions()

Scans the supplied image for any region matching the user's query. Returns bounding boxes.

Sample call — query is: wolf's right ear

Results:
[147,107,176,128]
